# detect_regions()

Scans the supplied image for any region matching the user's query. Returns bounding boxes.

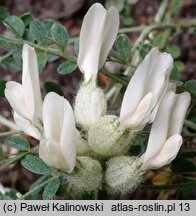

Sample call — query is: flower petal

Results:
[120,92,153,130]
[168,92,191,136]
[98,6,119,68]
[60,96,76,172]
[143,134,182,169]
[120,48,173,128]
[143,91,176,164]
[77,3,119,82]
[5,81,29,119]
[39,139,72,172]
[42,92,65,142]
[22,44,42,124]
[14,112,41,140]
[42,92,76,172]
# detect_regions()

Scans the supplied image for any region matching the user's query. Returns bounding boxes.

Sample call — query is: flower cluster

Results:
[5,3,191,193]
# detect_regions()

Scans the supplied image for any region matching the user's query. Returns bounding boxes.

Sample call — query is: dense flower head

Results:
[3,3,191,194]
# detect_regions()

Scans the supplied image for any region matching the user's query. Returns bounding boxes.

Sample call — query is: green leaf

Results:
[0,56,21,72]
[170,80,183,87]
[23,29,35,42]
[47,44,59,62]
[0,192,12,200]
[5,189,19,199]
[44,81,64,96]
[57,60,77,75]
[105,0,125,12]
[12,49,22,69]
[5,135,30,151]
[30,20,48,44]
[0,144,3,160]
[4,16,25,37]
[138,43,153,59]
[0,6,10,22]
[0,80,7,97]
[47,54,59,62]
[0,154,26,170]
[184,80,196,96]
[51,23,69,50]
[170,60,185,80]
[167,46,181,59]
[43,177,60,200]
[153,29,170,49]
[20,12,32,27]
[21,155,52,174]
[37,51,48,72]
[30,175,49,190]
[0,192,3,200]
[171,0,181,14]
[43,19,55,37]
[115,34,132,59]
[121,4,133,26]
[74,39,79,56]
[0,36,21,50]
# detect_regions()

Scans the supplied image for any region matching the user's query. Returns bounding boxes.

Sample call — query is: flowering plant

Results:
[0,1,196,200]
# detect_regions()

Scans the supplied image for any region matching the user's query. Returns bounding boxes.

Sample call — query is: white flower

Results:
[141,90,191,170]
[120,47,174,131]
[39,92,76,173]
[5,44,42,139]
[77,3,119,83]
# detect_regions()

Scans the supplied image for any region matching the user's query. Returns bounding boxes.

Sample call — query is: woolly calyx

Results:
[67,156,103,193]
[105,155,144,194]
[88,115,134,158]
[74,82,107,129]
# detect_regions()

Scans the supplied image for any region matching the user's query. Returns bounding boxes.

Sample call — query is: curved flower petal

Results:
[22,44,42,124]
[42,92,76,172]
[5,44,42,130]
[168,92,191,136]
[5,81,29,119]
[42,92,64,142]
[14,112,41,140]
[60,99,76,172]
[143,134,182,169]
[77,3,119,82]
[120,48,173,129]
[120,92,153,129]
[39,139,72,172]
[143,91,176,164]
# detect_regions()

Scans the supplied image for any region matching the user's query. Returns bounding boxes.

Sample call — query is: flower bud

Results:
[76,130,90,156]
[67,156,103,192]
[74,82,107,129]
[105,156,144,193]
[88,115,134,158]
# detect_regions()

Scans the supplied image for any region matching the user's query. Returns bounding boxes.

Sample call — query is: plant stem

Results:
[17,174,60,200]
[0,130,18,137]
[0,52,12,63]
[0,36,76,60]
[101,69,128,86]
[0,115,19,130]
[184,120,196,131]
[119,19,196,34]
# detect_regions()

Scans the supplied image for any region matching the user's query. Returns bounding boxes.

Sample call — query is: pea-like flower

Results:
[141,90,191,170]
[75,3,119,128]
[77,3,119,83]
[5,44,42,139]
[39,92,76,173]
[120,47,173,131]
